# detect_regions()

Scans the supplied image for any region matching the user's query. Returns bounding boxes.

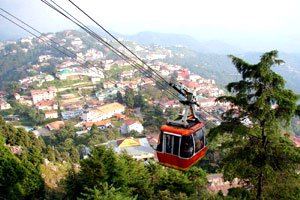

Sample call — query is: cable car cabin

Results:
[156,120,207,171]
[155,82,207,170]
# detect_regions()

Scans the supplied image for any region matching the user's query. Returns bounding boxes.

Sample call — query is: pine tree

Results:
[116,91,123,104]
[210,50,300,199]
[0,125,45,199]
[124,87,135,109]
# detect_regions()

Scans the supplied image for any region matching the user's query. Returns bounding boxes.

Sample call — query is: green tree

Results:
[116,91,123,104]
[129,130,140,138]
[143,104,165,129]
[0,134,45,199]
[164,107,178,120]
[296,104,300,117]
[70,147,80,163]
[0,135,27,199]
[80,184,137,200]
[46,146,56,162]
[64,146,209,199]
[210,51,300,199]
[6,81,20,96]
[134,91,146,108]
[124,87,134,109]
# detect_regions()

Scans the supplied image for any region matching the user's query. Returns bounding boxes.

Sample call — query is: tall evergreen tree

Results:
[116,91,124,104]
[296,104,300,117]
[210,50,300,199]
[134,91,146,108]
[124,87,135,109]
[0,123,45,199]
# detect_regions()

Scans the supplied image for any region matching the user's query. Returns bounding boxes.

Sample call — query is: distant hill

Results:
[165,50,300,94]
[0,28,299,94]
[0,25,29,41]
[123,31,244,55]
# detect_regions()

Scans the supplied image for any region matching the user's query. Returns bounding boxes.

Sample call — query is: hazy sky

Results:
[1,0,300,53]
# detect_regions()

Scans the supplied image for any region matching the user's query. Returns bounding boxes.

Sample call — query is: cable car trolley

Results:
[156,83,207,171]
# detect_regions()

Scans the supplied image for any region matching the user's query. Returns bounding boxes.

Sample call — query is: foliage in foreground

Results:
[0,117,45,199]
[64,145,211,200]
[210,50,300,199]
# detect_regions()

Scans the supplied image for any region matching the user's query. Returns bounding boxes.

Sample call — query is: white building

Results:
[61,109,83,120]
[81,110,103,122]
[81,103,125,122]
[45,110,58,119]
[120,118,144,134]
[38,55,52,62]
[30,87,57,104]
[71,37,83,46]
[0,100,11,110]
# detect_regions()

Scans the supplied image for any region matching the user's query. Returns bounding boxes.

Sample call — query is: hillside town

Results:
[0,31,299,197]
[1,30,300,151]
[1,0,300,197]
[0,31,235,158]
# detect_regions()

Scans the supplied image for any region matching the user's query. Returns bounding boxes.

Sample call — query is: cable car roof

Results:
[160,122,205,136]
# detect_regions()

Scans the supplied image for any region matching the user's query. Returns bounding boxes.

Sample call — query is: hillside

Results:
[1,30,299,94]
[123,31,300,93]
[0,29,299,200]
[124,31,244,54]
[129,31,300,93]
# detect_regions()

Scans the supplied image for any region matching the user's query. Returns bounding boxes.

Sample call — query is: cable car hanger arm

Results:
[168,83,201,127]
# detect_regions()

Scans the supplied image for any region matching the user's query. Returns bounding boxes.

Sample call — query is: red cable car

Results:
[156,83,208,171]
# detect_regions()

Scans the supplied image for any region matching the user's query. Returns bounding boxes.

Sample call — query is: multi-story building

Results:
[35,100,58,110]
[61,109,83,120]
[30,86,57,104]
[81,102,125,122]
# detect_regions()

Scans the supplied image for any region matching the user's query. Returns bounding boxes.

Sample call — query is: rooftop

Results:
[96,102,125,114]
[104,137,154,159]
[84,120,111,128]
[124,118,141,126]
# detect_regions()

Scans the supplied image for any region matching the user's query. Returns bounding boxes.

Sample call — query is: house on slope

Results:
[81,102,125,122]
[35,100,58,110]
[103,137,154,160]
[84,119,112,130]
[44,110,58,119]
[120,118,144,135]
[0,99,11,110]
[45,121,65,131]
[30,86,57,104]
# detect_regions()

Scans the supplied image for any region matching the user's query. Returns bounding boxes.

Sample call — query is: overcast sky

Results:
[1,0,300,53]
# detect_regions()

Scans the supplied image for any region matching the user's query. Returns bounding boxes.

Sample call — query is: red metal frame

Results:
[156,146,207,171]
[156,122,207,171]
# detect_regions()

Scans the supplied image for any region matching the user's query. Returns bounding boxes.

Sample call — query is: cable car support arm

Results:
[168,83,201,127]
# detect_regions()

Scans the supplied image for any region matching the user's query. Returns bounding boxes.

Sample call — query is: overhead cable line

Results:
[0,8,115,85]
[68,0,180,99]
[41,0,181,100]
[41,0,179,100]
[67,0,173,90]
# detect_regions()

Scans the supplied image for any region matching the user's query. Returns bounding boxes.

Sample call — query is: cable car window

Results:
[180,135,194,158]
[164,134,180,155]
[194,128,205,152]
[156,133,163,152]
[165,134,172,153]
[173,136,180,156]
